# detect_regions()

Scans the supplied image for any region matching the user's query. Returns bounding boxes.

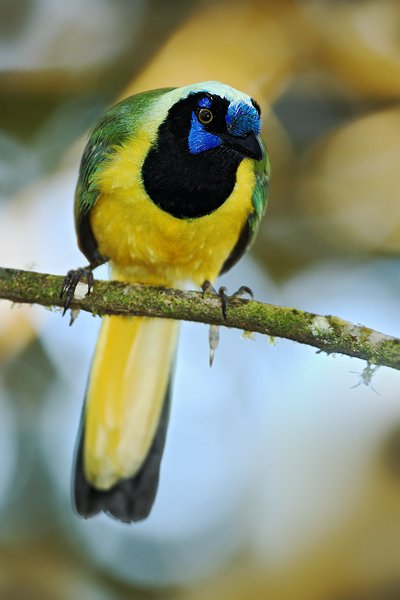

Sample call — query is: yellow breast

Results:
[90,129,255,286]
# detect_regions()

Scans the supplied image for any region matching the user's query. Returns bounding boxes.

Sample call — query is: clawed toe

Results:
[60,266,95,316]
[201,280,254,320]
[201,281,228,319]
[231,285,253,300]
[201,280,255,366]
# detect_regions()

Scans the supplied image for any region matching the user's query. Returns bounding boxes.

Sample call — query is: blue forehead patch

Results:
[226,100,261,137]
[198,96,212,108]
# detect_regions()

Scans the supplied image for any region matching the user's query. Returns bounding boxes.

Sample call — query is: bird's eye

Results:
[198,108,213,125]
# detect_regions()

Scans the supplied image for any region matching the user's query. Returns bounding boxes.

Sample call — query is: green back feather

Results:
[74,88,175,223]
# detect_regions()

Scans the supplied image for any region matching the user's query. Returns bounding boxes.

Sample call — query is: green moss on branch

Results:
[1,266,400,371]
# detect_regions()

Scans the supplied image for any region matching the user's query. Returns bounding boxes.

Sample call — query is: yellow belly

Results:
[90,138,255,286]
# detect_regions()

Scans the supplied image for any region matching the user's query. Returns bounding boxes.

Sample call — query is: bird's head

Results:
[159,81,264,161]
[141,82,266,218]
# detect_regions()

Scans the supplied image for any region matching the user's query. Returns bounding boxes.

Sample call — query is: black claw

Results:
[218,286,228,320]
[200,280,255,365]
[201,281,255,321]
[231,285,254,300]
[201,280,227,319]
[60,265,95,316]
[87,270,94,295]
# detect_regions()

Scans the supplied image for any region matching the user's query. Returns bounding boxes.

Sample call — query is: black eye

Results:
[198,108,213,125]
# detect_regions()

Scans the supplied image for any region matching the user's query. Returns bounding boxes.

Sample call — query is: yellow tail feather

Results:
[83,315,178,490]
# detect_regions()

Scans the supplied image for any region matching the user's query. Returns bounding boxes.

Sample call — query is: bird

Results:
[62,81,269,523]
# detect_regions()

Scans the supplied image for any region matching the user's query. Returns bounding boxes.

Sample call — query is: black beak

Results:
[220,132,264,160]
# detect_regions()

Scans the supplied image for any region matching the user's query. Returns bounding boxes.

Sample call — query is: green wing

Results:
[74,88,175,263]
[220,137,269,275]
[248,137,269,241]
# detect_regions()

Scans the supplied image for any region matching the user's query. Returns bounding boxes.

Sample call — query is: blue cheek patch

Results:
[188,112,222,154]
[226,101,261,137]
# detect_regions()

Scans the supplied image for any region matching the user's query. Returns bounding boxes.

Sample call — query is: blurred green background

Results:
[1,0,400,598]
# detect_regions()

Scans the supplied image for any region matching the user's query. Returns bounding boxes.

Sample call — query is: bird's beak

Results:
[220,132,264,160]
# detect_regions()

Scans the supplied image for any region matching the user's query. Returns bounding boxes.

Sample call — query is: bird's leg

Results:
[201,281,254,366]
[60,256,108,316]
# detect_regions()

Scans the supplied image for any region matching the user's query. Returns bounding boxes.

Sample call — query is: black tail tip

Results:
[74,470,157,524]
[73,378,172,523]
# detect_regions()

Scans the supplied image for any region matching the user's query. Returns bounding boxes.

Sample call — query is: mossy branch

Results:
[1,266,400,371]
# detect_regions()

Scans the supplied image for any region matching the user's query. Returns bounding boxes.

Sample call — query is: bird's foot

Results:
[201,280,253,320]
[202,280,227,319]
[229,285,254,302]
[60,265,95,318]
[201,281,254,366]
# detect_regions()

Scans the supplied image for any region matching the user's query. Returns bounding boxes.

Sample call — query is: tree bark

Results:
[1,266,399,372]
